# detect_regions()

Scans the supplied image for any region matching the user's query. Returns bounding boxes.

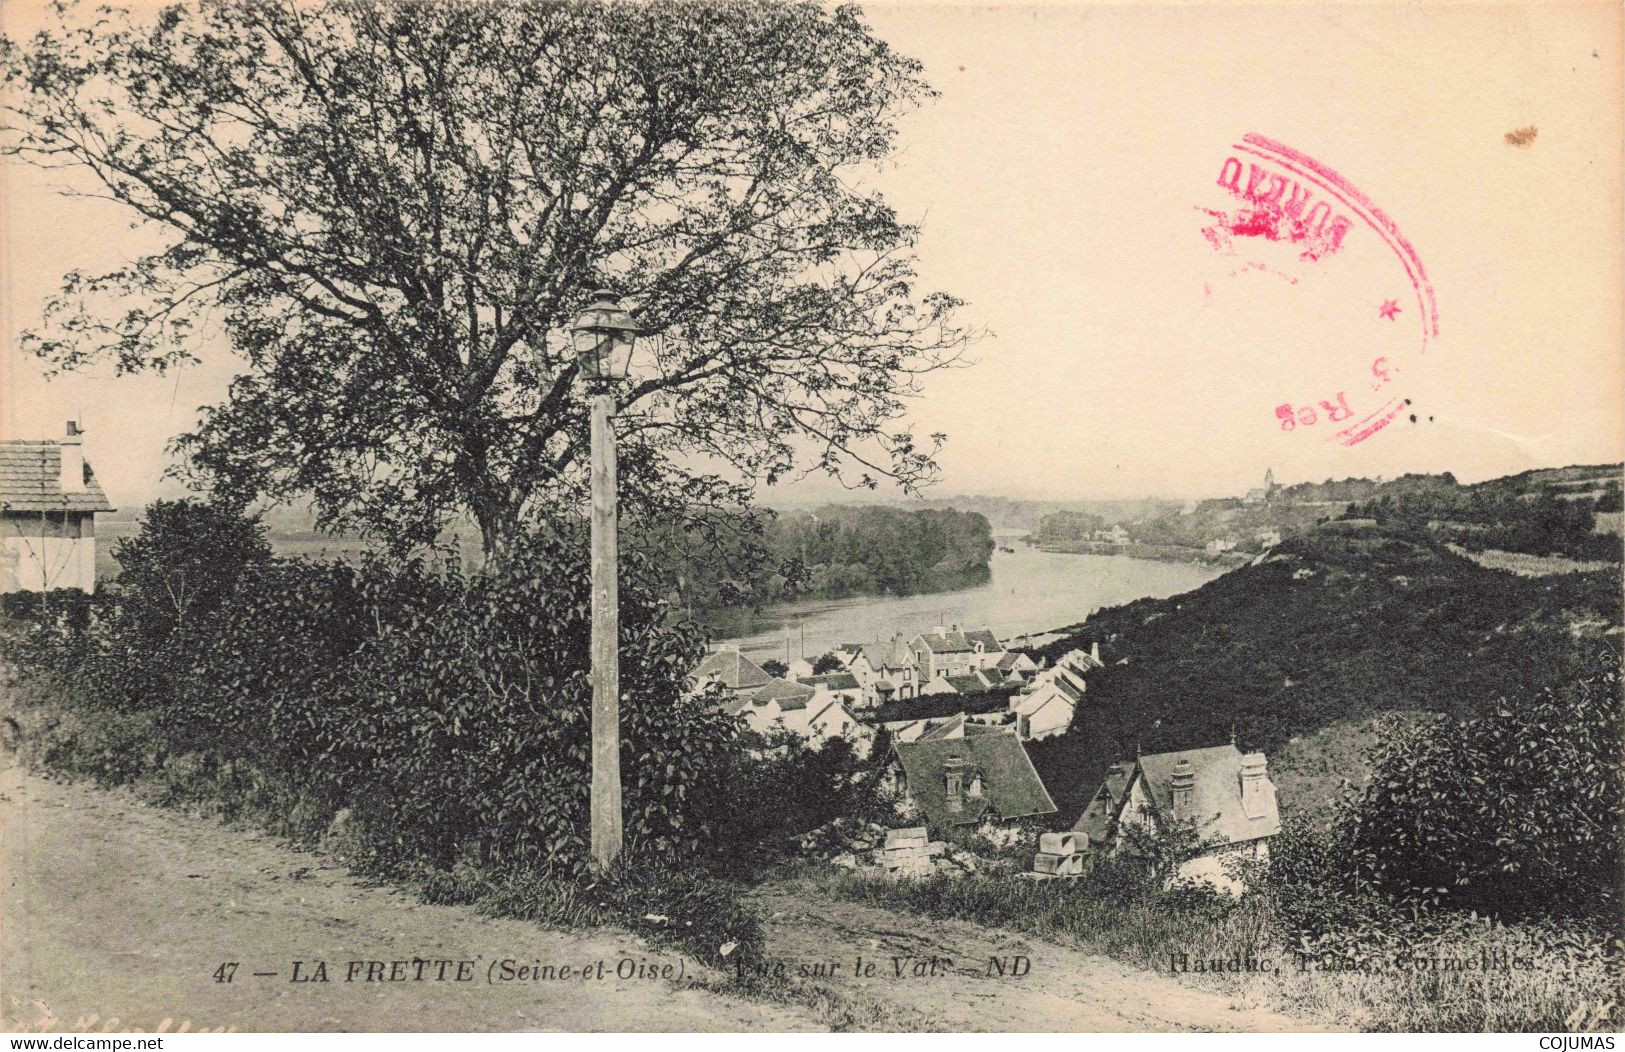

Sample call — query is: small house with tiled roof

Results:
[888,729,1056,833]
[1,422,115,594]
[689,644,773,697]
[732,677,870,751]
[1073,743,1281,893]
[1009,643,1099,740]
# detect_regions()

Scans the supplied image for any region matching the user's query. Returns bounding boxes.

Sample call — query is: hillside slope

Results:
[1027,523,1621,820]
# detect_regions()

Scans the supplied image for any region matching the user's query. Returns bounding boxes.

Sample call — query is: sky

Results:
[3,0,1621,512]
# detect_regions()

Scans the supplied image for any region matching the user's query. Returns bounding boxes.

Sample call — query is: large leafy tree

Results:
[2,0,969,557]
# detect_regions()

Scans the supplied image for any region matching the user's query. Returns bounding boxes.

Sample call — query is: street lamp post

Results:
[570,290,644,872]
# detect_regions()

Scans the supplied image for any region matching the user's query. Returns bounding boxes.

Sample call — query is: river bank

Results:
[1031,540,1252,570]
[710,546,1227,661]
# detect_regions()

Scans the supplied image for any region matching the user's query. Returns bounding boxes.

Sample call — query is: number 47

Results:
[213,962,239,983]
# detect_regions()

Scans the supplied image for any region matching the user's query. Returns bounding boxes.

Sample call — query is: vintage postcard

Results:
[0,0,1620,1037]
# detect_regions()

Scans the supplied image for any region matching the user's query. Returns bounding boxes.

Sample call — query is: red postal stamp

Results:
[1199,133,1439,447]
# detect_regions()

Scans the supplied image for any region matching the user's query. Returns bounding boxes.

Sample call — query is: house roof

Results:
[995,651,1029,670]
[946,674,987,694]
[751,677,818,711]
[802,671,860,691]
[860,635,916,671]
[690,648,773,691]
[918,713,966,741]
[893,730,1057,828]
[0,442,115,513]
[916,629,972,653]
[1072,744,1281,848]
[963,628,1001,652]
[1052,675,1085,703]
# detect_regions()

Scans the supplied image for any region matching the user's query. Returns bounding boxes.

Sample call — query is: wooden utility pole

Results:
[589,391,622,870]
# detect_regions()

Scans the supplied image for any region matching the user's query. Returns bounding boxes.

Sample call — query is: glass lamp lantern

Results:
[570,290,643,383]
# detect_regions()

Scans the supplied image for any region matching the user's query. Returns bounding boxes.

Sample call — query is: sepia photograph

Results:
[0,0,1620,1036]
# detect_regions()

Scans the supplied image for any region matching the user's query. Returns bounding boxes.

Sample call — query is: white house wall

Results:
[1,513,96,594]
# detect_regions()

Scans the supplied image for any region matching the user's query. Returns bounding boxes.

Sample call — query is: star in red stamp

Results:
[1199,133,1439,446]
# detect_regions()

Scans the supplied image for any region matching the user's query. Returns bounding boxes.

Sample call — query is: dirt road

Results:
[1,758,1318,1032]
[0,761,815,1033]
[753,886,1317,1032]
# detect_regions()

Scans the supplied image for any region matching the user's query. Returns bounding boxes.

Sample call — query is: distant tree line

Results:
[647,504,994,611]
[1344,473,1619,559]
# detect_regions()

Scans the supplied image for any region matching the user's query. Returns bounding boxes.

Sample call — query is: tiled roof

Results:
[690,648,773,691]
[918,714,965,741]
[946,674,986,694]
[802,672,860,691]
[917,630,972,653]
[963,628,1001,652]
[0,442,115,513]
[1053,675,1085,703]
[751,677,817,711]
[860,636,915,671]
[893,730,1056,829]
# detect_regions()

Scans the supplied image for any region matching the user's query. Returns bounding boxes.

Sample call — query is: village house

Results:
[921,666,1009,697]
[688,644,774,698]
[1092,524,1129,545]
[0,422,115,594]
[725,677,871,751]
[909,624,1004,680]
[1072,743,1281,894]
[887,729,1056,834]
[785,656,817,680]
[995,649,1040,683]
[1255,529,1282,548]
[848,632,921,706]
[1009,644,1100,740]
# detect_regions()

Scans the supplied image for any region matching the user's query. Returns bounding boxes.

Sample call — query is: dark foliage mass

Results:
[869,688,1014,724]
[9,502,878,875]
[1347,656,1621,920]
[654,504,994,610]
[1027,524,1621,822]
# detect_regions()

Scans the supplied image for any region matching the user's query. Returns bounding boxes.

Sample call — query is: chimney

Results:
[944,755,974,813]
[1240,752,1270,819]
[1169,759,1195,818]
[1090,640,1101,663]
[59,420,84,493]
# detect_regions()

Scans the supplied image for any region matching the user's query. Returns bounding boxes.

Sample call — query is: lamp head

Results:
[570,289,642,383]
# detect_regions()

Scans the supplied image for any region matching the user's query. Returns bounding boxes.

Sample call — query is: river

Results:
[709,543,1227,661]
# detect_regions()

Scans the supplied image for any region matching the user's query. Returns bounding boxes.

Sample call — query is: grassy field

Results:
[1446,544,1617,577]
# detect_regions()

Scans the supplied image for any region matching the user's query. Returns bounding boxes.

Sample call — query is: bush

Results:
[111,498,273,643]
[7,514,751,879]
[1347,651,1622,920]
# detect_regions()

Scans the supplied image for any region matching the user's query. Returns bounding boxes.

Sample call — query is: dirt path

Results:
[1,756,1318,1032]
[0,761,817,1033]
[751,884,1321,1032]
